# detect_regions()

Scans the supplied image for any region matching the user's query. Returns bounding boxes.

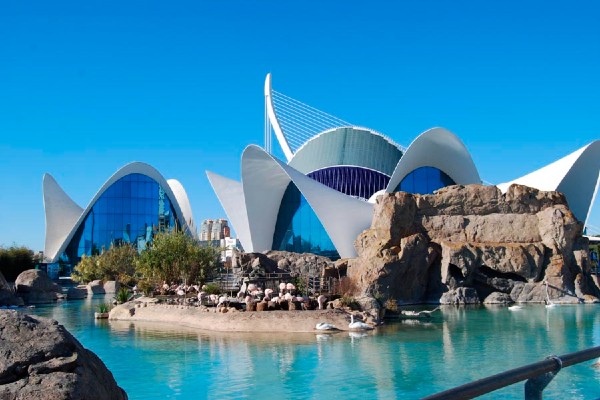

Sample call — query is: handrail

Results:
[422,346,600,399]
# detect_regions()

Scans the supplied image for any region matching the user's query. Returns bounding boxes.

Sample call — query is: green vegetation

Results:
[202,282,221,295]
[115,287,130,303]
[136,230,220,288]
[0,245,35,281]
[72,244,138,284]
[97,303,110,313]
[71,230,221,295]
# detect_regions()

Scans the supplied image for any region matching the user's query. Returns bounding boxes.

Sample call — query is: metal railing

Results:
[423,346,600,399]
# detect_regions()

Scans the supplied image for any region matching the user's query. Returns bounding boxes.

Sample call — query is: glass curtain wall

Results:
[307,166,390,200]
[396,166,455,194]
[61,173,177,265]
[272,183,339,259]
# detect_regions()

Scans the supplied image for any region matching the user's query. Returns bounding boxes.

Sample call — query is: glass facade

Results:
[396,166,455,194]
[272,183,339,259]
[61,173,178,265]
[307,166,390,200]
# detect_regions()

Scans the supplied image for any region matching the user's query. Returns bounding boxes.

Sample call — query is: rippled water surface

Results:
[25,298,600,399]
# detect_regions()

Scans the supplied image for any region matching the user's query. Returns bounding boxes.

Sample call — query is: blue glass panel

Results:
[272,183,339,259]
[61,173,182,265]
[396,166,456,195]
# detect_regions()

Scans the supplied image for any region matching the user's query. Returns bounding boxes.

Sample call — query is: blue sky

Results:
[1,1,599,251]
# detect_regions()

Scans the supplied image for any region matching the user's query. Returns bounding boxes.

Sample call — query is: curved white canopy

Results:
[497,141,600,224]
[385,127,481,192]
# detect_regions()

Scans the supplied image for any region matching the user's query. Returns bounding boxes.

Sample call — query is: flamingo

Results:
[279,282,286,291]
[284,293,293,301]
[315,322,337,331]
[286,283,296,291]
[349,314,373,330]
[317,295,327,310]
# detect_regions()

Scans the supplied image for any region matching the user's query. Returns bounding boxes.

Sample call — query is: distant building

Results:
[200,218,229,241]
[199,219,213,241]
[198,236,242,269]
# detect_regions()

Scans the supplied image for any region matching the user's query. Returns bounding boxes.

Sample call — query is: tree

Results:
[136,230,220,287]
[0,245,35,281]
[71,254,100,283]
[71,244,138,284]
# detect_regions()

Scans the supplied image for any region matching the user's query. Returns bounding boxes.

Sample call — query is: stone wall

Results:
[347,184,600,307]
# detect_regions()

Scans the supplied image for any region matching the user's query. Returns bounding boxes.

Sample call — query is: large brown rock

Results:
[0,310,127,399]
[347,184,599,311]
[14,270,62,304]
[0,271,24,307]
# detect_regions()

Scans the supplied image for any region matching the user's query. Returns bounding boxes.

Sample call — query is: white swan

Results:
[349,314,373,330]
[545,281,557,308]
[315,322,337,331]
[508,305,523,311]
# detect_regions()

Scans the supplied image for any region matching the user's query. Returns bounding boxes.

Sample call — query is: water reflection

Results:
[22,301,600,399]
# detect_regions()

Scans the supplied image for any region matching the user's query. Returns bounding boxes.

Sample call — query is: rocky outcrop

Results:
[87,280,106,295]
[347,184,600,309]
[0,271,24,307]
[103,281,120,294]
[14,270,62,304]
[0,310,127,399]
[231,250,334,285]
[66,285,88,300]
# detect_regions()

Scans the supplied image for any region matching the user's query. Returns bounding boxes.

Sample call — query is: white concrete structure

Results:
[497,141,600,226]
[43,162,196,263]
[208,74,600,260]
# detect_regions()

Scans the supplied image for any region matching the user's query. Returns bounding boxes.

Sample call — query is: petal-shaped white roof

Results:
[386,127,481,192]
[43,162,195,262]
[43,174,84,262]
[497,141,600,224]
[241,145,373,258]
[206,171,252,252]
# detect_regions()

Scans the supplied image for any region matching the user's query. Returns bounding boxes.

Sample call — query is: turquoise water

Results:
[25,298,600,399]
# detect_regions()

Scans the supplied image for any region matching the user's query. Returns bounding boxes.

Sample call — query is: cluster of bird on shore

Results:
[156,281,332,312]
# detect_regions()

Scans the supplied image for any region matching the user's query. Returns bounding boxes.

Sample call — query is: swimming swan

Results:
[315,322,337,331]
[349,315,373,330]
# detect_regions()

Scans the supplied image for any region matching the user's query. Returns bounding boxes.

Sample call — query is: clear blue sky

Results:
[1,1,599,251]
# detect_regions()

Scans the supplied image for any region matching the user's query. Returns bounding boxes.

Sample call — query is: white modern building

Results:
[43,162,196,268]
[207,74,600,260]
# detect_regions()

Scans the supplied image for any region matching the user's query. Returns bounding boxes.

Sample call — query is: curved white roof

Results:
[385,127,481,192]
[497,141,600,225]
[43,162,196,263]
[242,145,374,258]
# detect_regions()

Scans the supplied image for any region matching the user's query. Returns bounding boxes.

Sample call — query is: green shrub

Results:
[115,287,130,303]
[97,303,110,313]
[339,295,360,310]
[137,279,154,296]
[203,283,221,295]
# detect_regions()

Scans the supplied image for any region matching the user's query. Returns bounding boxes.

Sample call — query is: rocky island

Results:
[109,184,600,329]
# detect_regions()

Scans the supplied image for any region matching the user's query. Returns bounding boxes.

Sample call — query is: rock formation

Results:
[0,310,127,399]
[347,184,600,308]
[231,250,333,285]
[0,271,24,307]
[14,269,62,304]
